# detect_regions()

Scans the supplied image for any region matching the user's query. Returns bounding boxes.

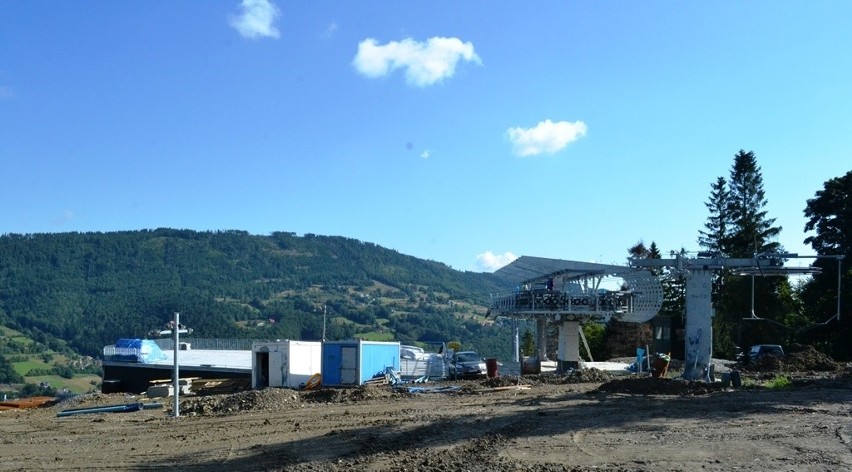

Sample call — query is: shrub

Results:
[764,375,792,390]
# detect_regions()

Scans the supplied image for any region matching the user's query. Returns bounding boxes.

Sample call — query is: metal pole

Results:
[750,274,756,318]
[173,312,180,418]
[512,317,519,362]
[322,305,327,341]
[837,257,843,322]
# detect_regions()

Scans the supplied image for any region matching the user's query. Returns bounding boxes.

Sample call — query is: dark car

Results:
[745,344,784,364]
[448,351,487,379]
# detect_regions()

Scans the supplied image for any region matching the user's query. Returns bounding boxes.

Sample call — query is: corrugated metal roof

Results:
[490,256,664,323]
[493,256,628,285]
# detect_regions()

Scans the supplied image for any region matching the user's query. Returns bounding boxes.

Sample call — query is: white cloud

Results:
[322,21,338,39]
[53,209,74,227]
[475,251,518,272]
[230,0,281,39]
[353,36,481,87]
[506,119,588,157]
[420,150,430,159]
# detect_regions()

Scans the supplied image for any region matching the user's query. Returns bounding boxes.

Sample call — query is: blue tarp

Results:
[113,338,168,363]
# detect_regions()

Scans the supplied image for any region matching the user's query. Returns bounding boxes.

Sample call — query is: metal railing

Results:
[152,338,257,351]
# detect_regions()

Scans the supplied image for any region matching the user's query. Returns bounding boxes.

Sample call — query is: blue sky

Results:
[1,1,850,272]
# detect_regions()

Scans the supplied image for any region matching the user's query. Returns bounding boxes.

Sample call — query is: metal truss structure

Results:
[489,256,663,323]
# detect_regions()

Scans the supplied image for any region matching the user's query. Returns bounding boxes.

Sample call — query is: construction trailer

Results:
[321,340,400,387]
[252,340,322,389]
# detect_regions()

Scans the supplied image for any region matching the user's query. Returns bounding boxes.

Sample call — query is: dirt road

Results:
[2,368,852,472]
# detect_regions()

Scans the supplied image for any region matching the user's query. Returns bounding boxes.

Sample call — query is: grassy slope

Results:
[1,326,101,395]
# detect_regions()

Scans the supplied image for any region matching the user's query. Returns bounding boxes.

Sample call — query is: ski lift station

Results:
[489,254,825,380]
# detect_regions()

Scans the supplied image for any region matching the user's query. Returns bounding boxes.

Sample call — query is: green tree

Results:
[799,170,852,359]
[710,150,793,354]
[520,329,535,357]
[697,176,732,310]
[0,354,24,384]
[724,150,782,256]
[581,322,606,361]
[804,170,852,258]
[698,176,730,256]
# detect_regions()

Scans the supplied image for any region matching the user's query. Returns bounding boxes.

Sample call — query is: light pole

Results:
[153,312,191,418]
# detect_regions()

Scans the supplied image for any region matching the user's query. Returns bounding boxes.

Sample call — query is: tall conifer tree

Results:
[725,150,781,256]
[698,176,730,256]
[708,150,792,355]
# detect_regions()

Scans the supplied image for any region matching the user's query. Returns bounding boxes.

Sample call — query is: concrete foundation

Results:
[683,270,713,381]
[557,320,580,371]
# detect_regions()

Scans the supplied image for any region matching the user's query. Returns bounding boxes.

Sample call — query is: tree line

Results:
[632,151,850,360]
[0,230,512,359]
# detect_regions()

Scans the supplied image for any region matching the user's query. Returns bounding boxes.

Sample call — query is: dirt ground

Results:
[2,349,852,472]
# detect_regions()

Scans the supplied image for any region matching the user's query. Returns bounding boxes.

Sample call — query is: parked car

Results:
[448,351,487,379]
[745,344,785,364]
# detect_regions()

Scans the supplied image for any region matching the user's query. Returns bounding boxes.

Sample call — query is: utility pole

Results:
[172,312,180,418]
[154,312,191,418]
[322,305,327,341]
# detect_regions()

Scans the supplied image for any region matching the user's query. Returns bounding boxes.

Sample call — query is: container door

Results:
[255,352,269,389]
[341,346,358,385]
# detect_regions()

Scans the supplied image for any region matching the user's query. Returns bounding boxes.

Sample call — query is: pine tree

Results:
[724,150,781,256]
[628,240,651,259]
[698,176,729,256]
[520,329,536,357]
[658,248,686,319]
[711,150,793,355]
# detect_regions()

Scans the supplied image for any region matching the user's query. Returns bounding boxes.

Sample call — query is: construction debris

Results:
[0,396,58,410]
[57,402,162,417]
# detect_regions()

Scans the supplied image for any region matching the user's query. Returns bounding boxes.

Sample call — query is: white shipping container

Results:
[252,340,322,389]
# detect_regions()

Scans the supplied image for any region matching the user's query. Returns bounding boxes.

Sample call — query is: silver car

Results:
[449,351,487,379]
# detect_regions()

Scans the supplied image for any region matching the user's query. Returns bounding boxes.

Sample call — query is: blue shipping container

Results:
[321,340,400,387]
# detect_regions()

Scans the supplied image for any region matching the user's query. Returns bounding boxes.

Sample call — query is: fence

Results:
[152,338,259,351]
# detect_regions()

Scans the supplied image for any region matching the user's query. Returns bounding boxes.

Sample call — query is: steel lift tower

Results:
[492,254,830,381]
[490,257,664,371]
[631,253,825,381]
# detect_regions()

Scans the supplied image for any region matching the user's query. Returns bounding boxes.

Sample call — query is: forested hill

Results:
[0,229,512,358]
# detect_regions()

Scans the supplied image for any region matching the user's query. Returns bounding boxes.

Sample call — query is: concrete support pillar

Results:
[536,318,548,360]
[512,317,520,362]
[557,320,580,371]
[683,270,713,381]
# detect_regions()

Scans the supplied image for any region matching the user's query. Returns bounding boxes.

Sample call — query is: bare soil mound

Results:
[487,369,614,388]
[181,388,303,416]
[596,377,725,396]
[785,345,842,371]
[744,345,843,373]
[302,384,410,403]
[179,384,417,416]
